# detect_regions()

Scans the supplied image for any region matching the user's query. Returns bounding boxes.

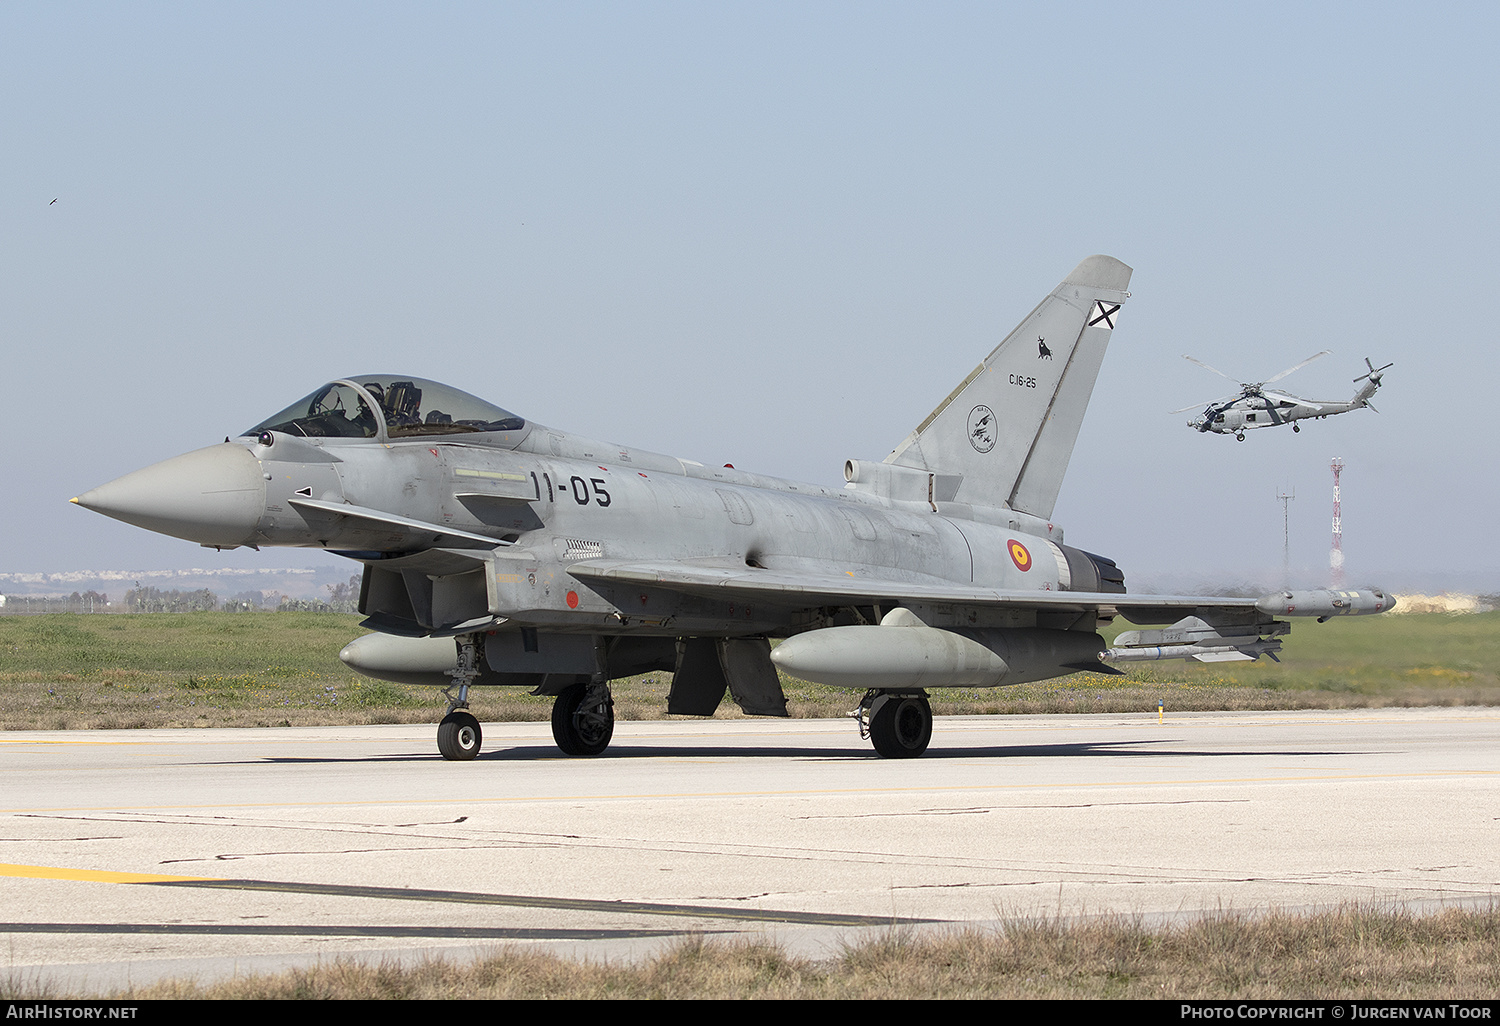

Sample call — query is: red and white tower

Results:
[1330,457,1345,588]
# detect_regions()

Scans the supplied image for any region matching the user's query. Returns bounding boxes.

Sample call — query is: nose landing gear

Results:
[437,634,482,761]
[437,710,482,760]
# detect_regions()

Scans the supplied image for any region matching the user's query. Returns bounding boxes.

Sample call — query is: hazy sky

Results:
[5,2,1496,592]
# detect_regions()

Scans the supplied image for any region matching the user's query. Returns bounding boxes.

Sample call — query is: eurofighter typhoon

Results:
[72,256,1391,760]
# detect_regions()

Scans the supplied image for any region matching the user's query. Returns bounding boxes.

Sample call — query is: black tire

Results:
[552,683,614,756]
[869,693,932,759]
[437,711,482,761]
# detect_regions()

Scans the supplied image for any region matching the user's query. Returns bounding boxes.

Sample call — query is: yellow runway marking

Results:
[0,862,206,884]
[0,738,158,746]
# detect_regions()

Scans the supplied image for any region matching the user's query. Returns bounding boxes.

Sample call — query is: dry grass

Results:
[53,905,1498,1000]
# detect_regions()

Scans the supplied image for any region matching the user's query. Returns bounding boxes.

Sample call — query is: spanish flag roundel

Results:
[1008,539,1032,571]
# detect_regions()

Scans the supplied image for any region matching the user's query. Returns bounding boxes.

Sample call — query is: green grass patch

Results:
[1,610,1497,730]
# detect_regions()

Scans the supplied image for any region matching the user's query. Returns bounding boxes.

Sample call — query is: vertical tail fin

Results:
[885,255,1132,519]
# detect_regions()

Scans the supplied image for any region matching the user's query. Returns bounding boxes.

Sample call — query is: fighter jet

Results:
[1175,353,1393,441]
[72,256,1392,760]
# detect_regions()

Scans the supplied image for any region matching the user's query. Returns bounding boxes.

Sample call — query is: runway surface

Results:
[2,706,1497,993]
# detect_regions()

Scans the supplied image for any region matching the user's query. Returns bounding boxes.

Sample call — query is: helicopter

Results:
[1173,352,1392,441]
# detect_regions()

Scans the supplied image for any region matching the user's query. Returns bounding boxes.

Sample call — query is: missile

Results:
[1255,589,1392,618]
[1104,615,1285,663]
[1102,639,1282,663]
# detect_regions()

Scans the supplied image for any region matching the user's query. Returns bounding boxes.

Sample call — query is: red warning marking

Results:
[565,591,580,609]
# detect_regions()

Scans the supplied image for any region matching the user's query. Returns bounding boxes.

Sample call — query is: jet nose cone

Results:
[73,443,266,548]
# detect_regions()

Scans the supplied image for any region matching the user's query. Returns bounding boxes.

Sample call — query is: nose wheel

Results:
[437,710,482,761]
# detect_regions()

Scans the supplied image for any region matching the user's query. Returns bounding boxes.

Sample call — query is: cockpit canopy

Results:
[246,376,526,441]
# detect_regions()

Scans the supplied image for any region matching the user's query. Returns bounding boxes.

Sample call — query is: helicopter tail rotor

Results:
[1355,357,1394,384]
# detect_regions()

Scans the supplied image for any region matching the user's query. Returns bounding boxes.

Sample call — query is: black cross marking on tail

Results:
[1089,301,1120,329]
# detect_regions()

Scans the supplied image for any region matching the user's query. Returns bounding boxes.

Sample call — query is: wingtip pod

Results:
[1255,589,1393,617]
[1064,255,1133,293]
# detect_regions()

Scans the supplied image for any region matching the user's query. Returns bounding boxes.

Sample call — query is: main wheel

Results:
[869,693,932,759]
[437,710,482,761]
[551,683,614,756]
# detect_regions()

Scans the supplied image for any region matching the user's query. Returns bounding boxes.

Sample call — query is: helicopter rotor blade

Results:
[1264,350,1332,384]
[1182,355,1238,381]
[1182,354,1242,382]
[1263,389,1322,411]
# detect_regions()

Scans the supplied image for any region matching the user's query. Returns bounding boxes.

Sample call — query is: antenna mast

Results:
[1330,457,1344,588]
[1278,487,1295,585]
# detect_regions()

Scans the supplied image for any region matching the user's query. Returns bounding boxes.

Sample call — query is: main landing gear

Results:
[551,680,615,756]
[855,690,933,759]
